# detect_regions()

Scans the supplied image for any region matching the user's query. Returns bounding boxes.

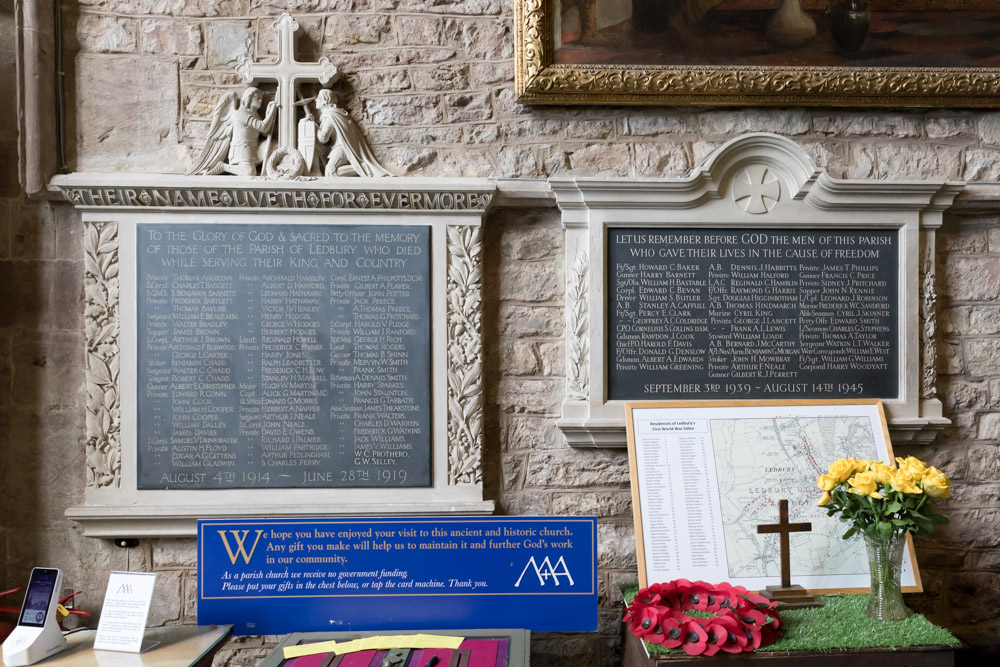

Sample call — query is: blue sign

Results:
[198,517,598,634]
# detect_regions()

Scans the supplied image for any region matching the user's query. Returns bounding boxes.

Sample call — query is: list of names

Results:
[608,228,898,400]
[138,223,431,489]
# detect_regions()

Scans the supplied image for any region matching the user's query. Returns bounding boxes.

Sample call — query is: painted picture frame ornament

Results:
[515,0,1000,107]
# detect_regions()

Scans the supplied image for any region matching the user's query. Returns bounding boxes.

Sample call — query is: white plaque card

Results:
[94,572,158,653]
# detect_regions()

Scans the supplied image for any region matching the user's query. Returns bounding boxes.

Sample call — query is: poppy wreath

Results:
[624,580,782,656]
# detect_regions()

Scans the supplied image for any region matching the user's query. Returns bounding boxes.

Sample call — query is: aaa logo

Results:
[514,556,575,587]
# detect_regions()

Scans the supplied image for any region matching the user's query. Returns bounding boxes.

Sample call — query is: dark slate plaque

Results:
[137,223,431,489]
[608,228,899,400]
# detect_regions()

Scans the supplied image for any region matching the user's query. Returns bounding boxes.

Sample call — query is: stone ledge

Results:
[558,417,951,448]
[67,498,496,539]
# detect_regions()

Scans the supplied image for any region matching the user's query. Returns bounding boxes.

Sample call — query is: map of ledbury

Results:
[711,417,876,579]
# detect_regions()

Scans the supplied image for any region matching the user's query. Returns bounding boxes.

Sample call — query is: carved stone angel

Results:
[314,90,390,178]
[187,88,277,177]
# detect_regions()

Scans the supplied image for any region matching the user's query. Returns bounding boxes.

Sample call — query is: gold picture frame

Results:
[515,0,1000,107]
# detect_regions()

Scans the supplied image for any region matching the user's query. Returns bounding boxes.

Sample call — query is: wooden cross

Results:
[757,499,811,588]
[756,499,822,609]
[236,13,339,152]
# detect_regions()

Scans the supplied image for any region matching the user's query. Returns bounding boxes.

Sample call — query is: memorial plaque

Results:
[608,228,899,401]
[137,223,431,489]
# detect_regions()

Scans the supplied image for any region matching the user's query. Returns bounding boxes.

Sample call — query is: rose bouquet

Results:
[816,455,950,540]
[817,455,950,620]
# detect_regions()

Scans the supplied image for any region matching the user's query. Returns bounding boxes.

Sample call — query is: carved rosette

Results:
[84,222,121,488]
[566,248,590,400]
[920,240,937,400]
[446,225,483,485]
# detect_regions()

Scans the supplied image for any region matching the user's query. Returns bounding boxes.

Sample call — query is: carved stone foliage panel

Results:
[446,225,484,485]
[84,222,121,489]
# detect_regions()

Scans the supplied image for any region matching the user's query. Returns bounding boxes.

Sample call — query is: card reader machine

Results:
[2,568,67,666]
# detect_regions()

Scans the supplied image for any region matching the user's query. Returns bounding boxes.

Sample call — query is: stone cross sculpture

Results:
[188,13,389,179]
[755,499,823,609]
[236,13,337,177]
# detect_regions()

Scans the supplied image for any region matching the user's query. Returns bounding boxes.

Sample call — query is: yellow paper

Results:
[282,640,338,659]
[331,634,465,654]
[411,635,464,649]
[332,639,362,654]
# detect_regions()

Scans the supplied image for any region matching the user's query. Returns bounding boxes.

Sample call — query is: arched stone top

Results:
[697,133,820,202]
[549,132,964,227]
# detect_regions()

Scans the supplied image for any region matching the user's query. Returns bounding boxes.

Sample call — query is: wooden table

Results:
[623,629,956,666]
[22,625,233,667]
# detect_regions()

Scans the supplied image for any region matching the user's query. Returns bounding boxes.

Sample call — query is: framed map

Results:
[625,399,922,593]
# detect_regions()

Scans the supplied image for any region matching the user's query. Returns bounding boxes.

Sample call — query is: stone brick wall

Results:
[1,1,998,665]
[62,1,1000,181]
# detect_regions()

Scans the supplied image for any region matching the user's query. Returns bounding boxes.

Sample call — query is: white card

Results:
[93,572,158,653]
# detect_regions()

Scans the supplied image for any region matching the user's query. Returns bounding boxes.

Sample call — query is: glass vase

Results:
[863,532,909,621]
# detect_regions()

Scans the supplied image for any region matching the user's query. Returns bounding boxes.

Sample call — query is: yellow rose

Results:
[869,461,894,485]
[828,458,855,482]
[848,457,869,472]
[848,471,880,497]
[818,491,831,506]
[889,469,922,495]
[921,466,951,499]
[816,473,839,491]
[896,456,928,480]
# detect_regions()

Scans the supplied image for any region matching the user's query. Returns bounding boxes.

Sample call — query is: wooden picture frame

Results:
[516,1,1000,107]
[625,399,923,594]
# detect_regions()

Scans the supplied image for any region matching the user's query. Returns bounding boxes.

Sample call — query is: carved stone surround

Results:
[54,173,495,537]
[550,133,963,448]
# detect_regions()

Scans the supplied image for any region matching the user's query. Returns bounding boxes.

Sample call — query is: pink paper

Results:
[458,640,500,667]
[338,649,377,667]
[410,648,454,666]
[284,649,335,667]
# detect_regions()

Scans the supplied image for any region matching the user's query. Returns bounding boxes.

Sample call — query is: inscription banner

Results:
[64,187,493,212]
[198,517,598,634]
[137,223,431,489]
[608,228,899,401]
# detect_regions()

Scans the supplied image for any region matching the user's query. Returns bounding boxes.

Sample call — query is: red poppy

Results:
[710,583,742,611]
[680,620,709,656]
[738,607,769,628]
[628,605,663,638]
[743,624,763,650]
[702,621,733,656]
[684,583,711,611]
[713,615,748,654]
[632,584,663,608]
[656,616,684,649]
[760,625,782,647]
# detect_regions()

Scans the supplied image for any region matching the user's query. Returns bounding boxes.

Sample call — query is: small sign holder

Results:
[93,571,160,654]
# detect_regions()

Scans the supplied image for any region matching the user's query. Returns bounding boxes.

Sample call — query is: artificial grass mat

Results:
[620,585,959,654]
